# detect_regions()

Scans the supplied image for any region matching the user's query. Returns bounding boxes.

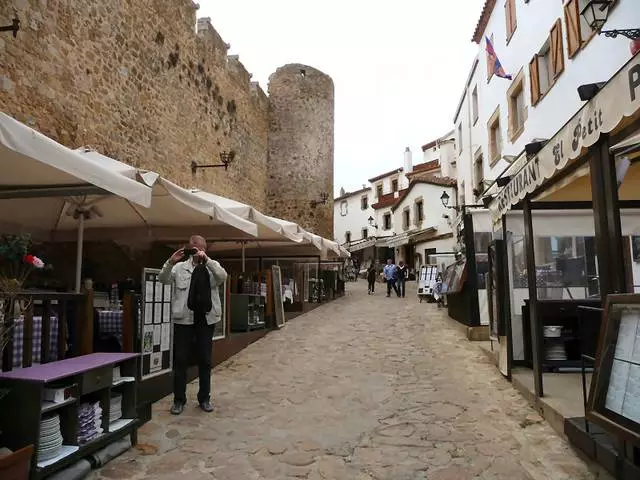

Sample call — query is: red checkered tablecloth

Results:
[12,316,59,368]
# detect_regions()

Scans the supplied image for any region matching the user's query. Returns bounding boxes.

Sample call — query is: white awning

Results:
[489,52,640,224]
[0,113,152,207]
[348,238,376,252]
[191,190,305,243]
[610,129,640,156]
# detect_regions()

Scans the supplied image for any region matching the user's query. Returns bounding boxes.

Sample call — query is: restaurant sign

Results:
[490,53,640,224]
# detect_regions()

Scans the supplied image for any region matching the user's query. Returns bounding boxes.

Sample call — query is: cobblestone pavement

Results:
[92,281,602,480]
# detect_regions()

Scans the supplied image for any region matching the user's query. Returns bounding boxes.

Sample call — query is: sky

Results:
[199,0,486,194]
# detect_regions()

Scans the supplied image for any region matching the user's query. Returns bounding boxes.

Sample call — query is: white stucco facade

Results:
[333,188,374,245]
[453,0,640,206]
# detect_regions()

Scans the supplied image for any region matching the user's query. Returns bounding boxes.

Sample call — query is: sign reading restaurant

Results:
[490,53,640,224]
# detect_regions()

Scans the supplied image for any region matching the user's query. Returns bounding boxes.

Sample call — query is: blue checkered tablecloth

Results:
[98,310,123,342]
[12,316,59,368]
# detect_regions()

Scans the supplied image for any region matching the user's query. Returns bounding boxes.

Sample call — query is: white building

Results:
[334,145,458,273]
[449,0,640,326]
[420,129,458,179]
[456,0,640,210]
[333,186,373,247]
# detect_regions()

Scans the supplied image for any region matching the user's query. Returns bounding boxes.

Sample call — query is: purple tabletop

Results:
[0,353,139,383]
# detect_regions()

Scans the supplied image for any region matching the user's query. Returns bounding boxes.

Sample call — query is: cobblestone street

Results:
[92,281,601,480]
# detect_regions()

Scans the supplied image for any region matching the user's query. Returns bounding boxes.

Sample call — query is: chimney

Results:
[404,147,413,174]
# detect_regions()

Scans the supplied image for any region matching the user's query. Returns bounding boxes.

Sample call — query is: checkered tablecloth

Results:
[98,310,123,342]
[12,316,59,368]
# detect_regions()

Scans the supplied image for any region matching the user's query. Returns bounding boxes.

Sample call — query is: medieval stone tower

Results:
[267,64,335,239]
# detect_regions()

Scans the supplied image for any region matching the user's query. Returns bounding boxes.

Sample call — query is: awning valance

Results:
[408,227,438,244]
[489,52,640,224]
[386,233,410,248]
[348,238,376,252]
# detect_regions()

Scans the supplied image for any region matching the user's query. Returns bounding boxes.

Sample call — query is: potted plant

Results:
[0,234,45,479]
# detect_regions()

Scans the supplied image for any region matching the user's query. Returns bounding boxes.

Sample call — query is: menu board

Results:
[141,268,173,380]
[605,307,640,423]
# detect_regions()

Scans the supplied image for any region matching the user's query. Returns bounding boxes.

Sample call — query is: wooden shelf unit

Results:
[0,353,139,479]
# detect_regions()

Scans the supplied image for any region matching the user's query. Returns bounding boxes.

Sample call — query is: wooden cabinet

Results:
[0,353,139,479]
[230,294,266,333]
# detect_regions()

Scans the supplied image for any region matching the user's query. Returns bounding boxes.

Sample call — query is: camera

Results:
[183,247,198,257]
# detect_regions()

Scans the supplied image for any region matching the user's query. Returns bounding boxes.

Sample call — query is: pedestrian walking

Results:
[367,264,377,294]
[383,258,401,297]
[397,261,408,298]
[434,272,445,308]
[159,235,228,415]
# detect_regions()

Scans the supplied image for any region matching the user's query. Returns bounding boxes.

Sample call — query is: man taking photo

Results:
[159,235,228,415]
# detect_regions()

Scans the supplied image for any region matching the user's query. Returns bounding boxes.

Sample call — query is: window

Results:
[345,231,351,243]
[474,153,484,198]
[391,178,398,192]
[376,183,383,198]
[339,200,348,216]
[488,107,502,165]
[403,208,410,230]
[472,86,479,124]
[505,0,517,42]
[361,195,368,210]
[529,20,564,106]
[457,123,463,153]
[507,69,526,141]
[383,213,392,230]
[362,228,368,239]
[415,200,424,224]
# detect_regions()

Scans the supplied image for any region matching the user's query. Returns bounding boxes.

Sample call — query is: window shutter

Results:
[564,0,581,58]
[505,0,512,39]
[550,19,565,78]
[509,0,517,38]
[529,55,540,106]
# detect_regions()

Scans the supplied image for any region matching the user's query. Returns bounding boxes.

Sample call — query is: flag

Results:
[486,36,512,80]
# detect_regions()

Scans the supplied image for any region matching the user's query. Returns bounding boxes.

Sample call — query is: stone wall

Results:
[0,0,270,210]
[267,65,335,239]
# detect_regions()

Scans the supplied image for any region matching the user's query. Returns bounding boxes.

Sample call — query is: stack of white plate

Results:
[38,414,63,462]
[545,343,568,361]
[109,394,123,424]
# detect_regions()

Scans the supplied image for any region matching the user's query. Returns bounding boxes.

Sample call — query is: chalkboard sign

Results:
[587,294,640,446]
[272,265,286,328]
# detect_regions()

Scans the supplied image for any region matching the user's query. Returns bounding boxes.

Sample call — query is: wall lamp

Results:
[368,216,378,229]
[191,150,236,174]
[0,16,19,37]
[440,191,459,212]
[310,192,329,208]
[581,0,640,40]
[496,176,512,187]
[577,82,606,101]
[525,139,549,156]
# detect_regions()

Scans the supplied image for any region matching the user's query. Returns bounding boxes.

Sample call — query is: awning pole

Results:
[75,213,85,293]
[241,241,246,273]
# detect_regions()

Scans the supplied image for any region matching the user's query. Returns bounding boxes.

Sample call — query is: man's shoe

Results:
[170,401,184,415]
[199,401,214,412]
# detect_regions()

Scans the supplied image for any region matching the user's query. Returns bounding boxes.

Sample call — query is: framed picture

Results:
[586,294,640,446]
